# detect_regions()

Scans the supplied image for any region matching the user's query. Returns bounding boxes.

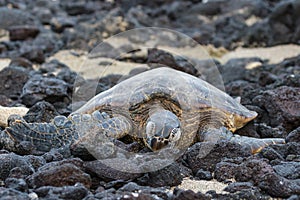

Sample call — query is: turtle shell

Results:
[75,67,257,145]
[76,68,255,117]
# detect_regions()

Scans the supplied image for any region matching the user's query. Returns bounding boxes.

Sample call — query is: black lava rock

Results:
[8,25,40,41]
[0,7,36,29]
[19,45,46,63]
[83,160,142,182]
[50,17,76,33]
[147,48,199,76]
[220,57,263,84]
[0,187,30,200]
[34,183,89,200]
[21,75,69,107]
[9,57,33,70]
[286,127,300,143]
[0,153,34,180]
[260,146,284,161]
[23,101,60,123]
[118,182,169,199]
[23,155,46,171]
[5,178,28,192]
[224,182,255,193]
[273,161,300,179]
[172,188,210,200]
[136,163,183,187]
[253,86,300,132]
[42,149,64,162]
[27,163,91,188]
[195,169,213,180]
[0,66,30,100]
[184,141,251,173]
[214,157,300,198]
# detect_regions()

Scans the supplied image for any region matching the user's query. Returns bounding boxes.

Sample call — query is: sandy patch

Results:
[0,58,11,71]
[44,44,300,79]
[0,105,28,127]
[220,44,300,64]
[176,178,228,194]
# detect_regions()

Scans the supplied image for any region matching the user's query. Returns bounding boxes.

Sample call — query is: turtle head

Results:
[145,110,181,151]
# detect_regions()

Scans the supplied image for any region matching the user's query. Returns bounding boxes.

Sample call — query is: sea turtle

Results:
[1,67,285,154]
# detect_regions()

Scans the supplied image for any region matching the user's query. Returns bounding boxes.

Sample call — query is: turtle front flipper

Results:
[228,135,285,154]
[4,114,75,152]
[4,111,133,153]
[200,127,285,154]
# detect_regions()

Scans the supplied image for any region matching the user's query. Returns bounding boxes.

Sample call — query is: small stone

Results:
[38,158,84,171]
[104,180,128,190]
[172,188,210,200]
[118,182,169,200]
[273,162,300,179]
[42,149,64,162]
[23,155,46,171]
[94,188,118,199]
[84,160,142,182]
[8,25,40,41]
[0,188,30,200]
[258,172,300,198]
[28,192,38,200]
[260,146,284,161]
[9,57,33,70]
[136,163,183,187]
[286,155,300,162]
[34,184,89,200]
[19,46,45,63]
[0,7,35,29]
[0,153,34,180]
[286,127,300,143]
[195,169,212,180]
[50,17,75,33]
[0,95,13,107]
[23,101,59,123]
[94,186,105,193]
[63,1,94,16]
[256,123,286,139]
[35,8,52,24]
[214,160,240,182]
[258,71,277,86]
[225,80,257,102]
[147,48,198,76]
[5,178,28,192]
[224,182,254,193]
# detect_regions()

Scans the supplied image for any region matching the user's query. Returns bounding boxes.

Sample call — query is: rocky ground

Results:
[0,0,299,199]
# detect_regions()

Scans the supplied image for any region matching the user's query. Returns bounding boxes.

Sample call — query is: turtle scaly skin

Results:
[3,111,131,153]
[1,68,285,154]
